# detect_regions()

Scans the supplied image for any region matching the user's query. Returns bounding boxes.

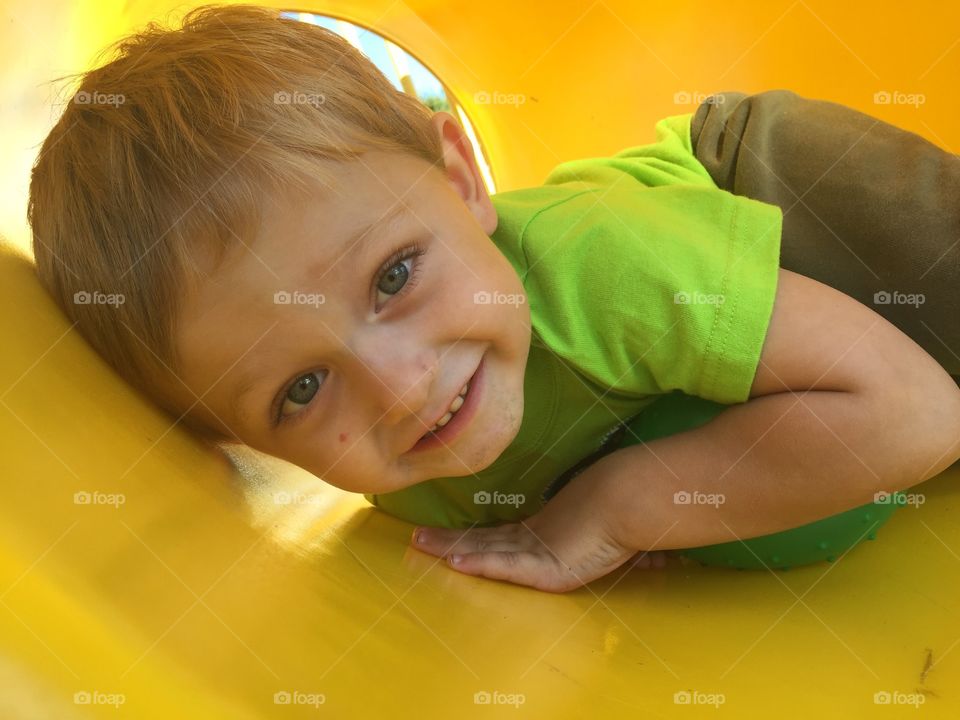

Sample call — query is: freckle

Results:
[339,432,348,443]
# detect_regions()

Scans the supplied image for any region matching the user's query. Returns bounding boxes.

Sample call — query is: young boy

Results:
[28,5,960,592]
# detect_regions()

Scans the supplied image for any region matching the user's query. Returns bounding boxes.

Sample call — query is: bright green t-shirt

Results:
[364,112,783,528]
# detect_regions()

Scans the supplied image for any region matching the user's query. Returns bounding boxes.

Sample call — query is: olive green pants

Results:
[691,90,959,382]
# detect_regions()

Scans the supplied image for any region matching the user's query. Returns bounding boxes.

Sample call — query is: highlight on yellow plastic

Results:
[3,1,960,717]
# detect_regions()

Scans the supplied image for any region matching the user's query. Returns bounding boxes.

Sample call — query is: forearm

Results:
[605,388,960,551]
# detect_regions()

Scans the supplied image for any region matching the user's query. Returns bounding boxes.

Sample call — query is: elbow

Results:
[851,309,960,488]
[914,377,960,480]
[861,370,960,490]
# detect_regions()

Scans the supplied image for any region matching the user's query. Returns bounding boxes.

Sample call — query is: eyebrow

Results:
[229,203,411,426]
[305,201,410,287]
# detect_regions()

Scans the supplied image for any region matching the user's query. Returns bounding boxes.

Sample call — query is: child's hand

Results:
[409,461,667,593]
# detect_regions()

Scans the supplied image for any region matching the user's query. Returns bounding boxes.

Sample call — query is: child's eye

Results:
[374,242,426,309]
[278,372,323,422]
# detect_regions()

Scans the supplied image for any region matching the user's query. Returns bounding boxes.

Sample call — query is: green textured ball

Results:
[617,391,901,570]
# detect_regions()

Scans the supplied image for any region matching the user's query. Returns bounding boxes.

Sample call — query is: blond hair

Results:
[29,4,443,442]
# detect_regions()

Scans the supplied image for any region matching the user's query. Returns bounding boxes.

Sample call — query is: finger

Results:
[411,525,523,557]
[446,551,580,593]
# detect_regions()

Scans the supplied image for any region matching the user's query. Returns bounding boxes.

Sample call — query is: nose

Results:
[353,336,438,425]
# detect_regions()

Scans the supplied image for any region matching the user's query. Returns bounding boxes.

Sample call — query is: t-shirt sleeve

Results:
[518,113,784,405]
[544,113,721,190]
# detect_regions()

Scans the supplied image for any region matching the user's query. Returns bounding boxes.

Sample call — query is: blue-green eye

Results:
[374,243,426,306]
[288,373,319,404]
[276,372,323,422]
[377,258,409,294]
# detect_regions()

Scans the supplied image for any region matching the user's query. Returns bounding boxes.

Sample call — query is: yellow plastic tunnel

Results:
[2,1,960,717]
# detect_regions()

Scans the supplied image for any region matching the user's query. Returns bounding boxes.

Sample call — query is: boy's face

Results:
[173,113,531,494]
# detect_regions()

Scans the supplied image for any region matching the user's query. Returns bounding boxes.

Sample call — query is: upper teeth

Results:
[429,383,469,432]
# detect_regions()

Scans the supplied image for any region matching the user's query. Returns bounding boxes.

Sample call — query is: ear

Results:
[429,111,497,235]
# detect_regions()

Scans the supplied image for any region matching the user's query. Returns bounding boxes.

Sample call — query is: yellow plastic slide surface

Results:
[3,0,960,717]
[2,242,959,717]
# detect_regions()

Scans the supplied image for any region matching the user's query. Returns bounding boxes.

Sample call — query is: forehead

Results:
[272,149,436,214]
[248,151,440,264]
[190,151,429,289]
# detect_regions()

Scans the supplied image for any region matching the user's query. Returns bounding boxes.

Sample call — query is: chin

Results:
[473,395,524,469]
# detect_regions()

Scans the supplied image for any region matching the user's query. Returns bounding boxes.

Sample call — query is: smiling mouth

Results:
[409,355,485,453]
[423,381,470,437]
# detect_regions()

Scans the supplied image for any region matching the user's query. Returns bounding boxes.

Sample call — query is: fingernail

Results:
[414,529,425,544]
[449,554,462,565]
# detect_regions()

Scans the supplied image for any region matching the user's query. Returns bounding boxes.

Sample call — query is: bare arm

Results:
[605,268,960,551]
